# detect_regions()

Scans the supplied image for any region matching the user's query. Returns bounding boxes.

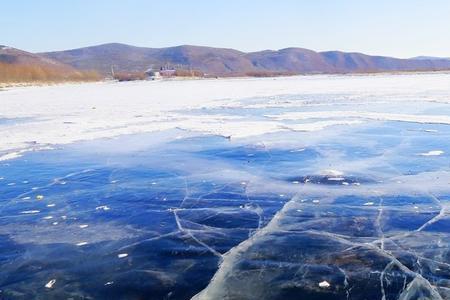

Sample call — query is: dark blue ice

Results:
[1,120,450,300]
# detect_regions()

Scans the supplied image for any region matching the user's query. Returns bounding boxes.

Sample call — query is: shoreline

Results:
[2,70,450,89]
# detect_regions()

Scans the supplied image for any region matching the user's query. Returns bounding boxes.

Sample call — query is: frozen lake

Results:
[1,74,450,299]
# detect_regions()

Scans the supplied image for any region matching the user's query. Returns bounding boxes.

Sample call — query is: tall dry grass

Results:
[113,71,146,82]
[0,62,100,83]
[173,69,204,77]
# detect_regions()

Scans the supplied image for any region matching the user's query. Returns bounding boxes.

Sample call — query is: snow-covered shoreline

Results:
[1,73,450,161]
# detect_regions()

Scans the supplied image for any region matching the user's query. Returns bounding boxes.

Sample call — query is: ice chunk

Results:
[45,279,56,289]
[328,177,345,181]
[20,210,40,214]
[95,205,110,211]
[419,150,444,156]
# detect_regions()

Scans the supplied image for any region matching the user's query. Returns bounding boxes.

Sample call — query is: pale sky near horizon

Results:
[2,0,450,58]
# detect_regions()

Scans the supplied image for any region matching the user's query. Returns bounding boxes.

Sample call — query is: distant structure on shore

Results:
[144,68,161,80]
[144,64,177,80]
[112,63,202,82]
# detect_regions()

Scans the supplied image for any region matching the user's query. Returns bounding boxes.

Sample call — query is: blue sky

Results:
[2,0,450,57]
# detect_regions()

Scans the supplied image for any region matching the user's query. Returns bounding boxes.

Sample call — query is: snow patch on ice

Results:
[419,150,444,156]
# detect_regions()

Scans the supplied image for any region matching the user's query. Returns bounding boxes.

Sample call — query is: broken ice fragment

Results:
[95,205,110,211]
[318,281,330,288]
[328,177,345,181]
[20,210,40,214]
[45,279,56,289]
[419,150,444,156]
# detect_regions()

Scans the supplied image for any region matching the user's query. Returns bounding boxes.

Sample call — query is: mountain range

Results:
[2,43,450,81]
[40,43,450,76]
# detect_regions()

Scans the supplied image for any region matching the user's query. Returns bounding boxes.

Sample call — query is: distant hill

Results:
[41,43,257,76]
[411,56,450,61]
[0,46,99,84]
[41,43,450,76]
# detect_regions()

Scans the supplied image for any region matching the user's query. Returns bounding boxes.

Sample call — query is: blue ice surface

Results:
[0,117,35,126]
[1,120,450,300]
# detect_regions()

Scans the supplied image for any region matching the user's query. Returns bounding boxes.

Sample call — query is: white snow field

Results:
[1,73,450,161]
